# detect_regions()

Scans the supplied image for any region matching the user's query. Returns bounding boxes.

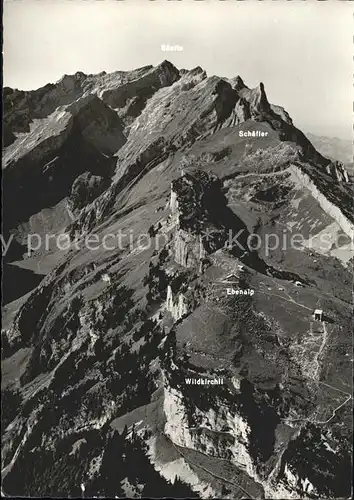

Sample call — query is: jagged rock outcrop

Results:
[100,61,179,105]
[3,61,180,144]
[162,360,349,500]
[325,160,350,183]
[4,107,74,171]
[165,285,188,321]
[3,60,340,245]
[247,82,272,117]
[170,171,222,232]
[229,75,246,92]
[169,171,230,268]
[173,230,207,269]
[289,164,354,237]
[2,94,123,238]
[225,98,251,127]
[271,104,293,125]
[4,93,125,171]
[69,172,109,213]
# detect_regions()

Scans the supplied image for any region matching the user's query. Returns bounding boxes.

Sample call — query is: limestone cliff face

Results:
[289,164,354,237]
[98,60,180,113]
[3,94,122,237]
[66,94,126,154]
[248,82,272,117]
[173,230,207,269]
[3,94,125,171]
[165,285,188,321]
[162,372,318,500]
[2,281,53,358]
[163,376,255,474]
[224,98,251,127]
[169,171,229,270]
[68,172,108,213]
[4,60,338,245]
[271,104,294,125]
[169,188,180,224]
[3,108,74,171]
[228,78,292,125]
[325,161,350,183]
[3,62,179,144]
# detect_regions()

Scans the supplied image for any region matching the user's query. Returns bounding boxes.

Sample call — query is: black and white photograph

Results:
[1,0,353,498]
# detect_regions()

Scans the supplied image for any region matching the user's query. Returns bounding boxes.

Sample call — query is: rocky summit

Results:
[2,61,353,499]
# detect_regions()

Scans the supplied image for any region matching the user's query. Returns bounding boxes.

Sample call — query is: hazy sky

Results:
[3,0,353,140]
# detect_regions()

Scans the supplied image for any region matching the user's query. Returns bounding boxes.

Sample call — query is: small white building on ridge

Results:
[314,309,324,321]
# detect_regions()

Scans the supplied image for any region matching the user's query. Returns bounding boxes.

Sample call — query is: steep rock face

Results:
[224,98,251,127]
[169,171,230,268]
[161,362,342,500]
[289,164,354,237]
[163,375,256,475]
[98,60,180,110]
[270,104,293,125]
[1,280,53,358]
[173,230,207,269]
[325,160,350,183]
[247,82,272,117]
[170,171,225,232]
[3,73,86,141]
[112,74,235,186]
[165,285,188,321]
[229,75,246,92]
[112,69,331,193]
[69,172,109,213]
[66,94,126,154]
[162,371,264,486]
[2,97,121,239]
[4,108,74,172]
[4,94,125,171]
[3,62,179,144]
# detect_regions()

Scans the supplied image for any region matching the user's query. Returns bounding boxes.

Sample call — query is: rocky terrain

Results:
[2,61,353,498]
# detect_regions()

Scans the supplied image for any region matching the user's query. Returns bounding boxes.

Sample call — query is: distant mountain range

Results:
[306,132,352,166]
